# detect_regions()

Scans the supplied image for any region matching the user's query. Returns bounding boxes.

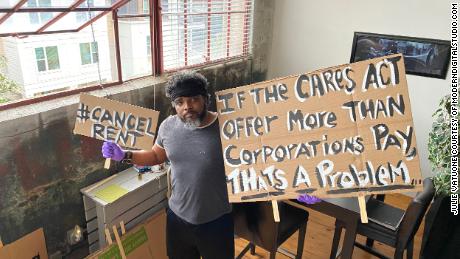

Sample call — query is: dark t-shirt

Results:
[156,114,231,224]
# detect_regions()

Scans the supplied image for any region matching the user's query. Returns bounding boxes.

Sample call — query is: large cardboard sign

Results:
[0,228,48,259]
[216,54,423,202]
[74,94,159,150]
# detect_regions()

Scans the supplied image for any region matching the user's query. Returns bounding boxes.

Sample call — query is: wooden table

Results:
[285,197,367,259]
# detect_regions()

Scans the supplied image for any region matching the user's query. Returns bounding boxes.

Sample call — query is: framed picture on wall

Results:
[350,32,451,79]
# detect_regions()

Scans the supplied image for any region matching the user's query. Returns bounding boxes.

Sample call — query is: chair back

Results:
[233,201,279,251]
[396,178,435,251]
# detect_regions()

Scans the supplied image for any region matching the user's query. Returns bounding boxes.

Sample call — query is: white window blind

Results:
[161,0,252,71]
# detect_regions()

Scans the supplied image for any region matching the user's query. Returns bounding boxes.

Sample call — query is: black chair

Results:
[330,178,435,259]
[233,201,309,259]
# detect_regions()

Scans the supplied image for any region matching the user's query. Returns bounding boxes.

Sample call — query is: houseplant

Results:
[420,95,460,259]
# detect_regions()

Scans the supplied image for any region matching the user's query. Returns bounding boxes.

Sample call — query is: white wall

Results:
[119,20,152,80]
[267,0,452,179]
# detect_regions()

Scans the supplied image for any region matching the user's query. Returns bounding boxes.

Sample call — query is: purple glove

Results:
[101,141,125,161]
[297,194,321,204]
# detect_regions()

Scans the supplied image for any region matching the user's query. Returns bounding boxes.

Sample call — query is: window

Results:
[80,42,99,65]
[118,0,139,15]
[142,0,149,14]
[118,0,152,80]
[27,0,52,24]
[146,35,151,56]
[76,0,94,22]
[0,0,253,108]
[35,46,60,72]
[161,0,252,71]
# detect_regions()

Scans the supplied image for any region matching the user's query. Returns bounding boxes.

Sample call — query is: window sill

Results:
[0,75,167,123]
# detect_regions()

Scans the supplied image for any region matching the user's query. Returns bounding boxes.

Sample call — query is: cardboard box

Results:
[87,209,167,259]
[0,228,48,259]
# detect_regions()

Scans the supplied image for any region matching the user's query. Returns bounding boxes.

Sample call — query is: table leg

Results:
[340,218,358,259]
[330,219,343,259]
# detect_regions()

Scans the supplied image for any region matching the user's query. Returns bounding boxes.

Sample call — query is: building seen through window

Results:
[0,17,114,99]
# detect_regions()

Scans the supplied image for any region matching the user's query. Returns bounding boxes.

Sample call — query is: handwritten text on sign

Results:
[73,94,159,150]
[216,54,422,202]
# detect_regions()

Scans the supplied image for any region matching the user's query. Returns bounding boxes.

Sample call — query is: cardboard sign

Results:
[87,209,167,259]
[0,228,48,259]
[216,54,423,202]
[74,94,159,150]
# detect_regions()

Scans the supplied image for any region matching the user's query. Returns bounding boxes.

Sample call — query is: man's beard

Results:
[182,107,207,130]
[183,117,201,129]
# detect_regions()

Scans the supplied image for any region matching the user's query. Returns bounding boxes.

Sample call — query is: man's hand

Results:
[102,141,125,161]
[297,194,321,204]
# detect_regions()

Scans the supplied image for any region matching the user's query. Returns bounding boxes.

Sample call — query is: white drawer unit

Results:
[81,166,168,253]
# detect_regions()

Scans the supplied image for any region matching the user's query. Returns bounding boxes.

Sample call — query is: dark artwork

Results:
[350,32,451,79]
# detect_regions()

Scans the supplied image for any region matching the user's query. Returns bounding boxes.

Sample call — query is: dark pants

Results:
[166,208,234,259]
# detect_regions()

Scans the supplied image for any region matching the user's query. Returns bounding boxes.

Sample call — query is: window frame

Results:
[0,0,253,111]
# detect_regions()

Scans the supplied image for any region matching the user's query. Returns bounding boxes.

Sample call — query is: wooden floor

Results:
[235,194,425,259]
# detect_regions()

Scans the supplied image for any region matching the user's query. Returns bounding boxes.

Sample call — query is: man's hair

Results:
[166,71,209,101]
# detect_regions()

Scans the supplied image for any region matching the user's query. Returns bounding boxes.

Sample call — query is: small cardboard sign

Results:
[73,94,159,150]
[216,54,423,202]
[0,228,48,259]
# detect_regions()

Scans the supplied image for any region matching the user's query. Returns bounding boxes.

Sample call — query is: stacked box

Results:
[81,167,168,253]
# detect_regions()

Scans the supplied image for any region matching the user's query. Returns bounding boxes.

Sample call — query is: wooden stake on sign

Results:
[104,158,111,169]
[120,221,126,235]
[358,194,368,223]
[112,225,127,259]
[271,200,280,222]
[104,228,113,245]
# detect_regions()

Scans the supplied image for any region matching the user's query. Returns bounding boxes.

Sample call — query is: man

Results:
[102,71,321,259]
[102,71,233,259]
